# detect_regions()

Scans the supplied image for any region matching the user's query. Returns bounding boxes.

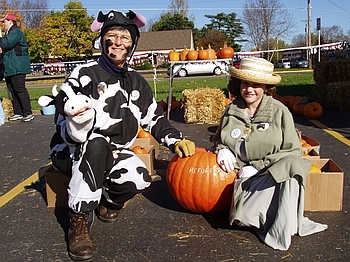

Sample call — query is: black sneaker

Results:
[8,114,23,121]
[21,115,34,122]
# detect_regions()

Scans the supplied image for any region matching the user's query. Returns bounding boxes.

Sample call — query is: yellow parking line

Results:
[309,119,350,147]
[0,164,49,208]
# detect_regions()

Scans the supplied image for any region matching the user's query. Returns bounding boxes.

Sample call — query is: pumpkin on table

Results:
[168,48,179,61]
[180,46,189,61]
[166,148,237,213]
[217,42,234,59]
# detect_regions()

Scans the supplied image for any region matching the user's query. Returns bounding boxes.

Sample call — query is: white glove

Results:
[238,165,258,179]
[216,148,236,172]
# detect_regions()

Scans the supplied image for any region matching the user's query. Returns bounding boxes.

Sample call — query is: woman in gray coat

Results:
[0,13,33,122]
[214,57,327,250]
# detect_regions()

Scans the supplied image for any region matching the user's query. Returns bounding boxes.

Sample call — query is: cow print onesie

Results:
[50,61,184,213]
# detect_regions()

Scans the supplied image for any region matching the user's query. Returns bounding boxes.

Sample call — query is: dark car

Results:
[291,58,308,68]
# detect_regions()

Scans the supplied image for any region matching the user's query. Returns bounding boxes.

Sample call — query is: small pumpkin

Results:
[187,48,198,60]
[132,145,147,154]
[166,148,237,213]
[168,48,179,61]
[207,44,216,60]
[310,163,321,173]
[137,129,153,138]
[303,102,323,119]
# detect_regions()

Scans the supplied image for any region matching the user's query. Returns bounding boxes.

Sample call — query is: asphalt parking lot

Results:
[0,108,349,261]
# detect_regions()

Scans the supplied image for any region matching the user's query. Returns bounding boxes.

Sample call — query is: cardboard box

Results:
[133,137,159,156]
[134,145,155,174]
[304,158,344,211]
[301,135,321,154]
[302,149,320,159]
[45,165,70,208]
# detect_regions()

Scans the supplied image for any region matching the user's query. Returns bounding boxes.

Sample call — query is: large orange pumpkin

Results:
[166,148,237,213]
[303,102,323,119]
[217,42,234,59]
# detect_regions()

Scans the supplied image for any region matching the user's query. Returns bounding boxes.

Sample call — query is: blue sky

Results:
[48,0,350,44]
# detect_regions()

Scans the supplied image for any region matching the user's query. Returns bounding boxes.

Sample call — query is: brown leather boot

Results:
[68,212,95,261]
[96,196,119,223]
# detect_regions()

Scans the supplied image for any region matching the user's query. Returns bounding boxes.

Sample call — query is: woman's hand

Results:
[216,148,236,172]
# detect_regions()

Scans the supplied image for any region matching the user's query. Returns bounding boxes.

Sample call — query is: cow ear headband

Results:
[90,10,146,33]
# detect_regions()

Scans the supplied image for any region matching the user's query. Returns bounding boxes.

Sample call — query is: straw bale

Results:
[183,87,226,124]
[1,98,13,122]
[314,59,350,85]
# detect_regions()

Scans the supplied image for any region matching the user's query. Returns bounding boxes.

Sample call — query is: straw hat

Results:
[230,57,281,85]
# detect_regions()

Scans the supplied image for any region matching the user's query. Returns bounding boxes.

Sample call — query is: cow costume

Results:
[39,10,195,261]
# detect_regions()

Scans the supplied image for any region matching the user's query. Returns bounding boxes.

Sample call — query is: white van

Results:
[276,59,291,68]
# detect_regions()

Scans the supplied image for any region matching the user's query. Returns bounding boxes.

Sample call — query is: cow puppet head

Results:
[38,80,94,124]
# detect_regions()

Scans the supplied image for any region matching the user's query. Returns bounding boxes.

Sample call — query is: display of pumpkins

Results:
[171,44,233,61]
[276,95,323,119]
[166,148,237,213]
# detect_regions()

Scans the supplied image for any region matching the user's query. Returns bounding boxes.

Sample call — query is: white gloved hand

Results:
[238,165,258,179]
[66,109,95,143]
[216,148,236,172]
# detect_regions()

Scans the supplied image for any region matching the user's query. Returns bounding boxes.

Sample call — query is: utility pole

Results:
[307,0,312,69]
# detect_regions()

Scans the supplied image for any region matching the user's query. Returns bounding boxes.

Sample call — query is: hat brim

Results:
[230,66,281,85]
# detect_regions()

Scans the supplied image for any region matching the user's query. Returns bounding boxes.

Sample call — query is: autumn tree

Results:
[204,12,245,51]
[36,1,97,61]
[242,0,295,55]
[197,29,227,52]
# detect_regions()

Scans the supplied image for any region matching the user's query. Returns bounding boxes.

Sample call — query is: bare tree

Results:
[242,0,295,54]
[168,0,189,17]
[20,0,49,28]
[321,25,349,43]
[291,33,307,47]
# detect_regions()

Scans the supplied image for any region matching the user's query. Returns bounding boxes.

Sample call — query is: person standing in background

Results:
[0,13,33,122]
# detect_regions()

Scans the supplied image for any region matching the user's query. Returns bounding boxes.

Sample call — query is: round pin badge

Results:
[231,128,241,138]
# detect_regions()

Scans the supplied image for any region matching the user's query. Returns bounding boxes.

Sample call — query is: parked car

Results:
[276,58,291,68]
[291,58,308,68]
[167,61,227,77]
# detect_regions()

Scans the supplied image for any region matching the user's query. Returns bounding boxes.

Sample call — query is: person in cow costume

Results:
[39,10,195,261]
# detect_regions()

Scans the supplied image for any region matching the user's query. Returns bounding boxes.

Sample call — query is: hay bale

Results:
[183,87,226,124]
[1,98,13,122]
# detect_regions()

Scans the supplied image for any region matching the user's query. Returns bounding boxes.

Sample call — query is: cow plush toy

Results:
[38,80,95,142]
